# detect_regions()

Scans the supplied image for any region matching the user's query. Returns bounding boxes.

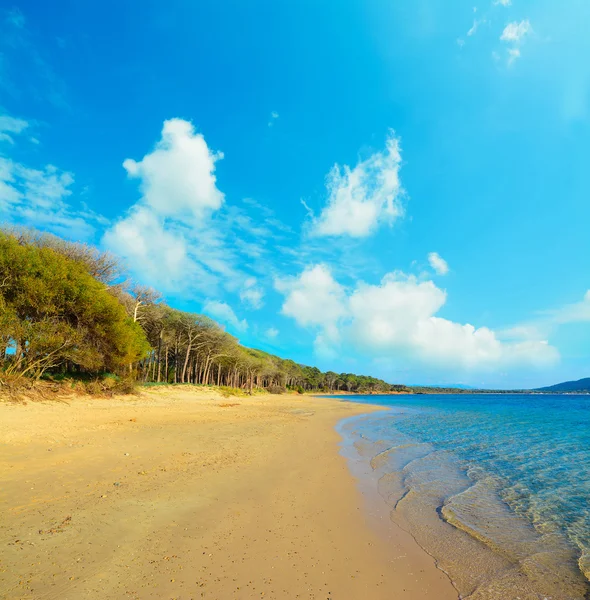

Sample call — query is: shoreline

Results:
[338,403,590,599]
[1,388,457,599]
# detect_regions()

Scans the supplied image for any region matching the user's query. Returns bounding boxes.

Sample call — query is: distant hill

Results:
[536,378,590,393]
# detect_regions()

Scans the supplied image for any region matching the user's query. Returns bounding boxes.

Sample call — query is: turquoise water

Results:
[336,394,590,599]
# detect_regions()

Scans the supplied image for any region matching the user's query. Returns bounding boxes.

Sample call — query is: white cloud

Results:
[499,20,532,66]
[507,47,521,65]
[240,277,264,309]
[0,115,29,144]
[501,20,532,43]
[428,252,450,275]
[499,290,590,345]
[265,327,279,339]
[104,208,239,295]
[103,119,237,293]
[104,119,295,299]
[0,115,29,134]
[0,113,104,238]
[493,0,511,6]
[103,206,204,288]
[310,131,404,238]
[122,118,224,219]
[547,290,590,325]
[0,156,103,239]
[467,19,485,37]
[203,300,248,333]
[276,266,559,372]
[499,323,546,342]
[300,198,314,217]
[275,264,347,347]
[347,272,556,369]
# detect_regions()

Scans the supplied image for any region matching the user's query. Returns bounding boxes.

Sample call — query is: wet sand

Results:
[1,388,457,599]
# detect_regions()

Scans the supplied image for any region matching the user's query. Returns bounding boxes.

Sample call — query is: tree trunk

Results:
[156,333,162,382]
[181,341,192,383]
[164,346,169,384]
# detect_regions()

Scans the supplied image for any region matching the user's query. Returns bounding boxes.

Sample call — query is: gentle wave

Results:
[337,394,590,599]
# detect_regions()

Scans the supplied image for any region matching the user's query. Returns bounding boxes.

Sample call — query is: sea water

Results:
[335,394,590,599]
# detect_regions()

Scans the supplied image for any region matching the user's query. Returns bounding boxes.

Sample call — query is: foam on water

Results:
[336,394,590,599]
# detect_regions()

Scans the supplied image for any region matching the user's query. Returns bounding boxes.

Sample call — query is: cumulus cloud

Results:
[103,206,211,289]
[275,265,559,371]
[310,131,404,238]
[103,119,236,293]
[428,252,450,275]
[347,272,556,369]
[275,265,347,328]
[104,118,296,302]
[240,277,264,309]
[275,264,347,349]
[493,0,511,6]
[122,118,224,219]
[203,300,248,333]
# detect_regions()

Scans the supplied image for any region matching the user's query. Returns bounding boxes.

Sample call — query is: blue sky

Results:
[1,0,589,388]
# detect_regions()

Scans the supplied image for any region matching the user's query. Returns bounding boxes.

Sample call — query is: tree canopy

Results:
[0,231,149,379]
[0,228,403,393]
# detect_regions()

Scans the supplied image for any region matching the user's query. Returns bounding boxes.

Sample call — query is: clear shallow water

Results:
[335,394,590,599]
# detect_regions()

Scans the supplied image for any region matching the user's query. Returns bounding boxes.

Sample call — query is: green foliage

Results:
[0,228,414,396]
[0,231,149,380]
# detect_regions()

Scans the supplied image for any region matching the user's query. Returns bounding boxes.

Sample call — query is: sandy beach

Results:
[1,388,457,599]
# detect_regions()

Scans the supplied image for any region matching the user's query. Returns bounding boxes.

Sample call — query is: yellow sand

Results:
[0,388,457,599]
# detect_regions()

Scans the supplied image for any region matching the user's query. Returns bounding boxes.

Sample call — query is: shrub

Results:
[0,232,150,379]
[111,378,137,395]
[268,384,286,394]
